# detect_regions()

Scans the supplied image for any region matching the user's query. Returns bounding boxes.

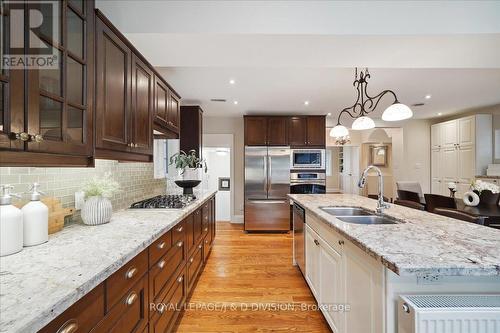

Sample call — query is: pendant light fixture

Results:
[331,68,412,140]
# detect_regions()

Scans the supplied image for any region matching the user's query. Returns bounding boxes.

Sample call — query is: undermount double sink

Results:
[319,206,399,225]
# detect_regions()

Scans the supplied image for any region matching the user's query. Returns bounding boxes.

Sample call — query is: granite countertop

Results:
[289,194,500,277]
[476,175,500,179]
[0,190,217,333]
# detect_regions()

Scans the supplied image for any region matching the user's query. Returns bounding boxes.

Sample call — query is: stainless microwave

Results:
[290,149,325,170]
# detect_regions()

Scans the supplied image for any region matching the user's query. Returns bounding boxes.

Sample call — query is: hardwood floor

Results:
[174,222,331,332]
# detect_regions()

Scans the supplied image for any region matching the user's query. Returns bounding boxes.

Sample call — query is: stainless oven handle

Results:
[291,181,326,185]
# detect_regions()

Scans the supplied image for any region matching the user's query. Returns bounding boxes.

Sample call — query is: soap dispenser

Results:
[22,183,49,246]
[0,185,23,256]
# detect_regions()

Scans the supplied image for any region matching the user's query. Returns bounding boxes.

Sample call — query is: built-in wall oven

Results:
[290,149,325,170]
[290,171,326,194]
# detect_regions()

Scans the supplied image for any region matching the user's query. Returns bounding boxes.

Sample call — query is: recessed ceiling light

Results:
[233,101,238,105]
[327,112,332,116]
[229,79,235,85]
[437,112,442,116]
[304,101,309,106]
[425,94,432,99]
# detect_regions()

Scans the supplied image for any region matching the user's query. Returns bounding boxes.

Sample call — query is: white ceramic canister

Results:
[0,185,23,256]
[22,183,49,246]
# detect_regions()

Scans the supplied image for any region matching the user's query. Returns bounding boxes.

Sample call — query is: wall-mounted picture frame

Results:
[219,177,230,191]
[370,145,388,166]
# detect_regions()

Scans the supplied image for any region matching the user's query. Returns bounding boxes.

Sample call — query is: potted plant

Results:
[169,150,207,180]
[80,173,120,225]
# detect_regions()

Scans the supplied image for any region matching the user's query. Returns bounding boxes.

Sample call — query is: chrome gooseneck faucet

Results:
[358,165,390,214]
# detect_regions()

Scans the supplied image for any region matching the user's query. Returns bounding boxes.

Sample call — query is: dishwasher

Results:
[293,203,305,275]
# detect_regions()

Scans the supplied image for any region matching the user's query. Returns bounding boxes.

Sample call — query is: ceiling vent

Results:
[210,99,227,102]
[412,103,425,107]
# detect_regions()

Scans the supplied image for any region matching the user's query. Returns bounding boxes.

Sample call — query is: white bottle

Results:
[22,183,49,247]
[0,185,23,256]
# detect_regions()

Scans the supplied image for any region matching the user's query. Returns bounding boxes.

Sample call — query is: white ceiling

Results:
[96,1,500,121]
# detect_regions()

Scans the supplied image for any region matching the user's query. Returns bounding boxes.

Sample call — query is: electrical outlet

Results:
[75,191,85,210]
[417,274,442,285]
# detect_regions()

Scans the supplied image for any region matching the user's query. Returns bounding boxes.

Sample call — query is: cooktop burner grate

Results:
[130,195,195,209]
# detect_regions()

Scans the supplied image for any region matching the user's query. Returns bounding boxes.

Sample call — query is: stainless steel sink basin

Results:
[320,206,373,216]
[336,215,398,225]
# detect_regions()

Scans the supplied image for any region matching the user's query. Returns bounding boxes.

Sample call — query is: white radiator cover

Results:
[398,295,500,333]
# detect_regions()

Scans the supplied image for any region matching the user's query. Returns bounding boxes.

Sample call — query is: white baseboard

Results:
[231,215,244,224]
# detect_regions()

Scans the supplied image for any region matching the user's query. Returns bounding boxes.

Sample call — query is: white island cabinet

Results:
[306,212,384,333]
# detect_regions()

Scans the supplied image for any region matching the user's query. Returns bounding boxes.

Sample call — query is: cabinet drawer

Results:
[39,284,105,333]
[149,230,172,267]
[187,240,204,293]
[172,220,185,246]
[149,238,185,302]
[92,276,148,333]
[150,268,187,333]
[106,250,148,312]
[306,212,344,254]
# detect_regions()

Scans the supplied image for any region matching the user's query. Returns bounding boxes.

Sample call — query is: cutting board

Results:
[15,197,75,234]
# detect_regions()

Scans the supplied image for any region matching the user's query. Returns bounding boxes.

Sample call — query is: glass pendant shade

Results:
[330,125,349,138]
[382,103,413,121]
[351,116,375,130]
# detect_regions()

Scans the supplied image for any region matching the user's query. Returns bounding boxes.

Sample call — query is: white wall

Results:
[203,117,244,221]
[204,148,231,221]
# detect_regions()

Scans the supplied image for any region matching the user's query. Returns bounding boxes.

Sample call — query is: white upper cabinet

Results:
[431,123,442,149]
[458,116,475,147]
[441,120,458,148]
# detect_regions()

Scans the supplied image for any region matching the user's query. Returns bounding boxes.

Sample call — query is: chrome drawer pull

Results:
[178,276,183,283]
[177,241,183,247]
[190,257,194,263]
[157,241,166,249]
[125,267,138,279]
[158,260,166,269]
[57,319,78,333]
[125,292,138,306]
[176,226,183,232]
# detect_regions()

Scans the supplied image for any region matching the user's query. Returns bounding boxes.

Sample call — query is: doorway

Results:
[203,134,234,222]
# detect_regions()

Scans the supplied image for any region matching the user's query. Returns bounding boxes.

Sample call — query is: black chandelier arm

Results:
[363,89,399,114]
[335,107,359,125]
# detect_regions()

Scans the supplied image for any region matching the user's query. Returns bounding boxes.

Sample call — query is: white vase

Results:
[81,196,112,225]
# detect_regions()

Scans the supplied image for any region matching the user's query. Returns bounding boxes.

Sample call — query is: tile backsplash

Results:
[0,160,166,218]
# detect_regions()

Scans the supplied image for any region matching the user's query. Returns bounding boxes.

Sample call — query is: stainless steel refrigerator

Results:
[244,146,291,232]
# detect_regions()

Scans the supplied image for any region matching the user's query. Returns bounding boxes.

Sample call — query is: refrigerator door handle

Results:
[267,155,272,194]
[247,199,288,204]
[263,155,268,193]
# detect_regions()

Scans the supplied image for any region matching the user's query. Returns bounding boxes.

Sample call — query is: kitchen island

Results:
[289,194,500,333]
[0,190,217,333]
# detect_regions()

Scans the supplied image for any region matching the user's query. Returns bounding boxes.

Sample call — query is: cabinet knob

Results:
[158,259,166,269]
[204,227,208,232]
[176,226,183,232]
[13,132,30,141]
[338,240,344,246]
[177,241,183,247]
[190,257,194,263]
[31,134,44,142]
[314,239,320,246]
[134,143,139,148]
[177,276,183,283]
[125,292,138,306]
[157,241,166,249]
[198,244,202,249]
[57,319,79,333]
[125,267,138,279]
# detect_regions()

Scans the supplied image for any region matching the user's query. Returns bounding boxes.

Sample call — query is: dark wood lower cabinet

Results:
[39,195,216,333]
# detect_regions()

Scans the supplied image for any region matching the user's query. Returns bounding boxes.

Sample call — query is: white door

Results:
[457,145,475,197]
[431,123,442,149]
[305,225,320,298]
[343,241,384,333]
[441,146,459,186]
[319,237,344,333]
[340,146,360,195]
[441,120,458,148]
[431,149,441,194]
[458,116,475,147]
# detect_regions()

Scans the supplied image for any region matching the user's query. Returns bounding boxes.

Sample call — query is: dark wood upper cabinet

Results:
[0,0,95,166]
[267,117,288,146]
[244,117,268,146]
[306,116,326,146]
[130,54,153,155]
[95,14,131,153]
[288,117,307,146]
[168,92,180,133]
[180,105,203,158]
[153,75,180,136]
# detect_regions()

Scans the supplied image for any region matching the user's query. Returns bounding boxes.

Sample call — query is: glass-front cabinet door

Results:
[26,0,93,156]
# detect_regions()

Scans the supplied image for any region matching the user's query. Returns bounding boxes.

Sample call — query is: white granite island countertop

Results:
[0,190,217,333]
[289,194,500,277]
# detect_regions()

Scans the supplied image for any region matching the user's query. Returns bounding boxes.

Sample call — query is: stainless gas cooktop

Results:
[130,195,195,209]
